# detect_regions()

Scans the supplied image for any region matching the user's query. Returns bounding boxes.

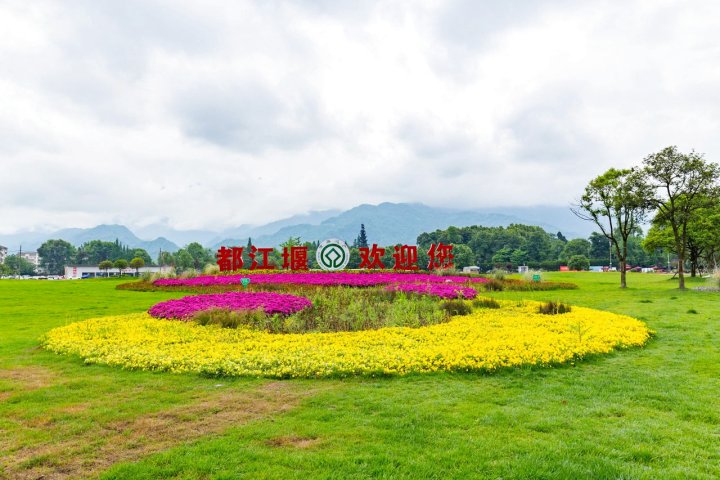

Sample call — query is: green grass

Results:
[1,273,719,479]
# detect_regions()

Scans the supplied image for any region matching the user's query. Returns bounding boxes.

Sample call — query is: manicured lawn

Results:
[1,274,718,479]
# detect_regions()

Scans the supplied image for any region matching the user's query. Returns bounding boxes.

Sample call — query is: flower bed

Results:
[386,283,478,299]
[44,300,651,378]
[153,272,488,288]
[148,291,311,319]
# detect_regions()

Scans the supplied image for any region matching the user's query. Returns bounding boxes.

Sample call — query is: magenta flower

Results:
[385,283,477,299]
[148,291,312,319]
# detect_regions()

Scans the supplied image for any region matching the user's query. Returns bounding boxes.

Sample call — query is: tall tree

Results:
[643,146,720,289]
[38,239,77,275]
[355,224,369,249]
[113,258,128,275]
[4,255,36,275]
[573,168,652,288]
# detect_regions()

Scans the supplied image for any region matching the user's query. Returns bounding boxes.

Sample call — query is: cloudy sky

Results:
[1,0,719,234]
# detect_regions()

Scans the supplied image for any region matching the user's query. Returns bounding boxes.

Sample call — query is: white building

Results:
[19,251,40,267]
[0,245,7,264]
[64,265,172,279]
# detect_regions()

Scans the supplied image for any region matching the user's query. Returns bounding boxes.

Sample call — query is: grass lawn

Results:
[0,273,718,479]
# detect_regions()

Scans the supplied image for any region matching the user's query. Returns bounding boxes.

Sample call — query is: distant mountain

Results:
[213,202,591,248]
[0,224,178,260]
[0,203,592,260]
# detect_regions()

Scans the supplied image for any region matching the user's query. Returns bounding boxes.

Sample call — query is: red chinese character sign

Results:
[393,245,418,271]
[359,244,385,269]
[216,241,453,272]
[282,246,309,270]
[427,242,454,270]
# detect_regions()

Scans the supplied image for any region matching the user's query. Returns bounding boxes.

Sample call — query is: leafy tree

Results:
[4,255,36,275]
[129,257,145,276]
[510,249,528,267]
[174,249,194,272]
[186,242,213,270]
[38,239,77,275]
[556,232,568,243]
[560,239,591,262]
[452,244,475,269]
[158,250,174,267]
[643,146,720,289]
[573,168,652,288]
[588,232,610,260]
[98,260,113,276]
[568,255,590,271]
[131,249,152,265]
[113,259,128,275]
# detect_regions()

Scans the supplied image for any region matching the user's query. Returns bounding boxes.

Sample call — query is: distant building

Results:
[19,251,40,267]
[64,265,172,279]
[0,245,7,264]
[462,266,480,274]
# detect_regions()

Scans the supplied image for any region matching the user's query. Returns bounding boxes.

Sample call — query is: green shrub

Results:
[203,264,220,275]
[483,279,505,291]
[472,298,501,309]
[567,255,590,271]
[538,301,572,315]
[440,299,472,316]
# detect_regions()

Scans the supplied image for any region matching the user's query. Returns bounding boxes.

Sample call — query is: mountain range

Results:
[0,203,594,259]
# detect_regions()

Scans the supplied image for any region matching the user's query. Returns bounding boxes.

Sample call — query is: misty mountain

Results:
[213,202,591,248]
[0,203,592,261]
[0,225,178,260]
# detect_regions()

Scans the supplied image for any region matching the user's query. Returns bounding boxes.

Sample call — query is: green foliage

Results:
[567,255,590,271]
[98,260,113,273]
[192,308,272,330]
[573,167,652,288]
[354,224,369,249]
[38,239,77,275]
[129,257,145,274]
[3,255,36,275]
[643,146,720,288]
[113,259,128,273]
[560,239,591,262]
[472,297,501,309]
[439,299,472,316]
[537,301,572,315]
[283,287,448,333]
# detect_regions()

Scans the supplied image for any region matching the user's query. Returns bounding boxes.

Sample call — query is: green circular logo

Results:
[316,239,350,271]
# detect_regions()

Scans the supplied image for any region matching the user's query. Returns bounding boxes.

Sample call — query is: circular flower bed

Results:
[148,291,312,319]
[153,272,488,288]
[43,300,651,378]
[385,283,477,299]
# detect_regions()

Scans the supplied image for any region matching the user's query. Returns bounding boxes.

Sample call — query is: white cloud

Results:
[1,0,719,234]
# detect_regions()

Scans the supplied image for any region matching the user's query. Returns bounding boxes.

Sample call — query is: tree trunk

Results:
[678,258,686,289]
[620,260,627,288]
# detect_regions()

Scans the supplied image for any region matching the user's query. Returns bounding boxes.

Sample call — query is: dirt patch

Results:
[266,435,321,449]
[0,366,55,391]
[1,381,317,480]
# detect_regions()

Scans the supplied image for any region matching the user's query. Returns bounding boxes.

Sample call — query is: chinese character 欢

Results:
[359,243,386,269]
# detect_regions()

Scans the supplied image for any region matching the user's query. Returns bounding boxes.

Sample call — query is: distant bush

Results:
[568,255,590,271]
[472,298,500,309]
[203,264,220,275]
[440,299,472,316]
[483,279,505,291]
[538,301,572,315]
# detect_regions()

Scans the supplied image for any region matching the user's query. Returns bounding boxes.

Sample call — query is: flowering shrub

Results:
[385,283,478,299]
[148,292,312,319]
[43,300,651,378]
[153,272,488,288]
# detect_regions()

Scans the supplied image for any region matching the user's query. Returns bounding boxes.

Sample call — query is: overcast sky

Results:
[1,0,719,233]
